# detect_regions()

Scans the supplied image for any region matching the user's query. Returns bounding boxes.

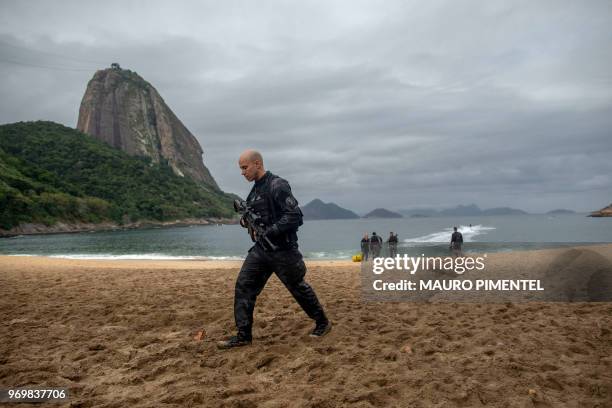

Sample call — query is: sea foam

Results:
[403,224,496,244]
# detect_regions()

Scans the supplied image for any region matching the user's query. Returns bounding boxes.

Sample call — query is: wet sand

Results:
[1,246,611,407]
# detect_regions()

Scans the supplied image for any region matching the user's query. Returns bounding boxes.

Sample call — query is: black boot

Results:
[217,333,252,349]
[310,319,332,338]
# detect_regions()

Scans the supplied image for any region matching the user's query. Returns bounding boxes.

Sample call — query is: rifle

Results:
[233,199,278,251]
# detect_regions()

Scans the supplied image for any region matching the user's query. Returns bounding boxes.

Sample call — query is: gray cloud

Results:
[1,0,611,213]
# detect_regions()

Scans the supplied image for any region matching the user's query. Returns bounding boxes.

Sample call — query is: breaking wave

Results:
[403,224,496,244]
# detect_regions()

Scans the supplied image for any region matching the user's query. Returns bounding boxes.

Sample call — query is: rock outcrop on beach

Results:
[77,65,218,189]
[589,203,612,217]
[363,208,403,218]
[301,199,359,220]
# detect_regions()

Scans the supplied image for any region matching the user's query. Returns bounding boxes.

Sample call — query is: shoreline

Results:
[0,217,239,238]
[1,242,611,270]
[0,255,357,270]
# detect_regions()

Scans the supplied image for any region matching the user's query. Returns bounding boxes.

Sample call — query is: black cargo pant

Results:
[234,244,327,338]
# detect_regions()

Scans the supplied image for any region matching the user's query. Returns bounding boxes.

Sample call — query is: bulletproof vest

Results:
[247,192,275,226]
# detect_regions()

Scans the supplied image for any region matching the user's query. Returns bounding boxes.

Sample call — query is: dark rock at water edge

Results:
[589,203,612,217]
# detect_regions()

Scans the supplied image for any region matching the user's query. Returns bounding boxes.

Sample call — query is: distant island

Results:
[547,209,576,215]
[589,204,612,217]
[399,204,528,217]
[400,208,438,217]
[363,208,403,219]
[480,207,528,216]
[301,199,359,220]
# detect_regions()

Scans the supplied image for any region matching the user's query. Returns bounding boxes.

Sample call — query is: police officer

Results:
[370,232,383,258]
[360,233,370,261]
[387,232,398,257]
[217,150,331,349]
[450,226,463,257]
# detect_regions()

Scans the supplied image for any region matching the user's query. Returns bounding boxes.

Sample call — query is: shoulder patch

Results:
[285,196,297,207]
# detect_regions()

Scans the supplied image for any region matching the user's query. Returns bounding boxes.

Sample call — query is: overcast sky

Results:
[1,0,611,213]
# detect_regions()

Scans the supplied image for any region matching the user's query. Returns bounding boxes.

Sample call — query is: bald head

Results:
[239,149,266,182]
[239,149,263,164]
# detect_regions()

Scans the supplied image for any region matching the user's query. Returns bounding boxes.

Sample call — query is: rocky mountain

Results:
[363,208,403,218]
[301,199,359,220]
[589,204,612,217]
[77,65,218,189]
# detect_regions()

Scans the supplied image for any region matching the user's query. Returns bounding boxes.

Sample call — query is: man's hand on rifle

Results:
[264,224,280,239]
[240,215,248,228]
[255,225,279,251]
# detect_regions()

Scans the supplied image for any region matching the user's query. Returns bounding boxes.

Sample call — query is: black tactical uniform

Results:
[233,171,328,342]
[370,233,383,258]
[387,233,398,258]
[450,230,464,257]
[451,231,463,249]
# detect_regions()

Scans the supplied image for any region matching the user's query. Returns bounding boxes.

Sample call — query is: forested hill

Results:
[0,121,235,233]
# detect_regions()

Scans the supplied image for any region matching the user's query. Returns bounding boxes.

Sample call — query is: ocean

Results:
[1,214,610,260]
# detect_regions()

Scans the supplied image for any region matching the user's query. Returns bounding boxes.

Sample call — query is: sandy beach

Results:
[1,246,611,407]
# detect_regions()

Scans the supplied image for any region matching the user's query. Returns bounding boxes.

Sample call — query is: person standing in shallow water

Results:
[450,226,463,257]
[370,232,383,258]
[217,150,331,349]
[387,232,398,257]
[361,233,370,261]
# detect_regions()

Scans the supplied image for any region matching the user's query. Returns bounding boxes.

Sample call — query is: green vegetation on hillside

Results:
[0,121,235,230]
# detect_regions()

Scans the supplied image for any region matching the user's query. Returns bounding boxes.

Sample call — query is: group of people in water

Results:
[359,227,465,260]
[360,231,399,260]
